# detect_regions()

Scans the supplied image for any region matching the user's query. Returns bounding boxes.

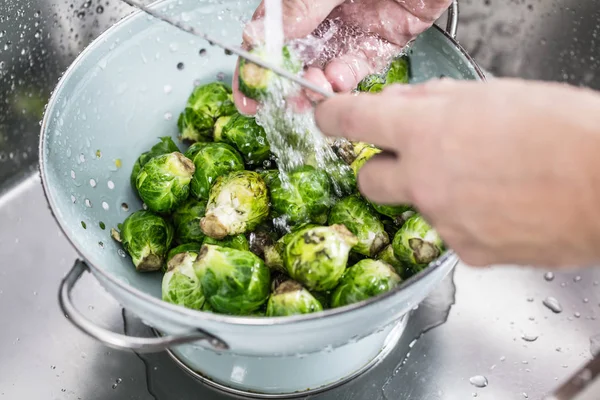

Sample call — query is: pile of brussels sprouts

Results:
[111,51,445,318]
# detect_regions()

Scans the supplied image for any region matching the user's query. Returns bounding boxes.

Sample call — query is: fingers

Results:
[315,87,434,149]
[243,0,345,47]
[323,37,399,92]
[356,153,411,205]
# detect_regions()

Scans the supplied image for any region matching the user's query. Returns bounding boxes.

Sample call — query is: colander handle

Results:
[58,259,229,353]
[446,0,459,39]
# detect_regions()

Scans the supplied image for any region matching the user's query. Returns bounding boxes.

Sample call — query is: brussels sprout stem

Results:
[408,238,441,265]
[200,214,229,240]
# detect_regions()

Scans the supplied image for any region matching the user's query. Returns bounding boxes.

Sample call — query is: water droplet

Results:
[522,333,538,342]
[118,249,127,258]
[102,202,109,210]
[79,153,86,163]
[70,170,76,179]
[199,48,207,56]
[583,298,589,303]
[216,72,225,81]
[169,43,178,52]
[526,297,534,302]
[176,62,184,70]
[574,275,582,282]
[543,297,563,313]
[164,85,172,94]
[98,242,104,249]
[523,393,528,398]
[121,202,129,211]
[164,112,172,120]
[96,5,104,13]
[50,365,56,369]
[71,195,76,203]
[574,312,581,318]
[84,199,92,208]
[88,305,94,310]
[107,180,115,190]
[544,272,555,281]
[469,375,488,388]
[500,356,506,362]
[89,179,97,188]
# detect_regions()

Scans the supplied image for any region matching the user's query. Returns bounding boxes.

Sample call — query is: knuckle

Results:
[283,0,311,20]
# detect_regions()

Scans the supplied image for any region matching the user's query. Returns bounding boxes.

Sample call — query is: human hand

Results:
[233,0,453,115]
[314,78,600,268]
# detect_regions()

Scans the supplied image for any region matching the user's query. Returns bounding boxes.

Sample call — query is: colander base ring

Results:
[155,315,408,398]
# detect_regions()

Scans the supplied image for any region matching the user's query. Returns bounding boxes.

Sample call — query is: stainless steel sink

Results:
[1,1,599,399]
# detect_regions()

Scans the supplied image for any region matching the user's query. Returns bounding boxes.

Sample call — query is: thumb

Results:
[243,0,345,47]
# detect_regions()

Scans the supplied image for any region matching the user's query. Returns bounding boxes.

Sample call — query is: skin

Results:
[314,78,600,268]
[233,0,452,115]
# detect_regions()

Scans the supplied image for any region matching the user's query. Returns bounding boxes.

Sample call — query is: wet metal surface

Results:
[1,0,600,399]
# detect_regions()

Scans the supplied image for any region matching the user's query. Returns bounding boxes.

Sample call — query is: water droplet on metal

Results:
[544,272,555,281]
[543,297,563,313]
[469,375,488,388]
[118,249,127,258]
[574,312,581,318]
[574,275,582,282]
[164,112,172,120]
[522,333,538,342]
[527,297,534,302]
[176,62,184,70]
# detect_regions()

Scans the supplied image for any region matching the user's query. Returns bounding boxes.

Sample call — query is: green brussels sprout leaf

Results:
[267,166,332,226]
[130,136,180,189]
[172,198,207,244]
[392,214,445,272]
[162,248,205,310]
[356,55,411,93]
[215,113,272,166]
[238,45,302,101]
[185,142,245,201]
[135,152,195,214]
[283,224,358,292]
[177,82,237,142]
[197,244,271,315]
[330,259,402,308]
[203,234,250,251]
[113,210,174,271]
[266,280,323,317]
[375,244,407,278]
[327,194,389,257]
[201,170,270,239]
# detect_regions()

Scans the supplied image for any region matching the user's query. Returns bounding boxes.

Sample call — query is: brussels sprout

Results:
[213,115,232,140]
[284,224,358,292]
[135,152,195,214]
[356,74,387,93]
[162,248,204,310]
[203,234,250,251]
[267,166,332,226]
[327,194,389,257]
[370,203,414,221]
[266,280,323,317]
[215,113,272,167]
[375,244,406,277]
[350,143,382,176]
[130,136,180,189]
[201,170,270,239]
[330,137,357,165]
[238,45,302,100]
[177,82,237,142]
[248,223,279,258]
[197,244,271,315]
[392,214,445,272]
[184,142,245,200]
[172,198,207,244]
[330,259,402,308]
[327,160,357,196]
[310,291,331,310]
[167,243,202,265]
[263,223,319,272]
[111,210,174,271]
[356,55,410,93]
